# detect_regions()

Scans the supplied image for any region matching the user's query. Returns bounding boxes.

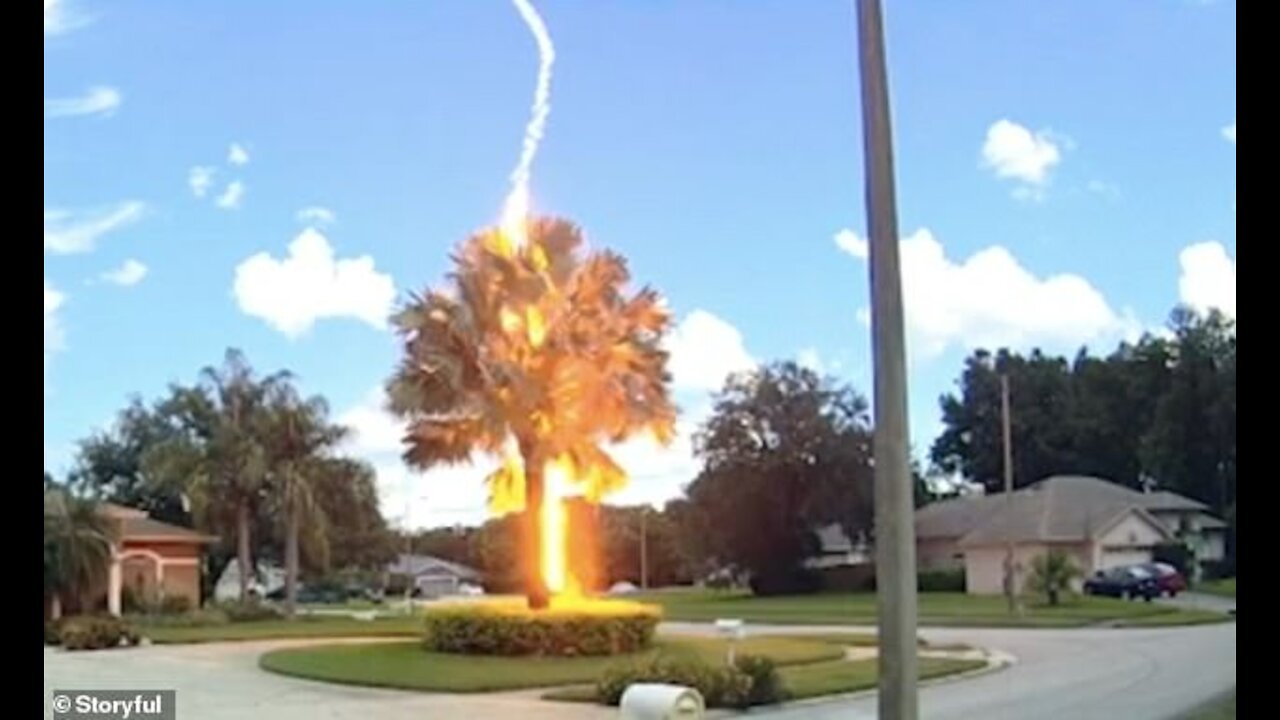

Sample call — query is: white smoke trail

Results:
[501,0,556,246]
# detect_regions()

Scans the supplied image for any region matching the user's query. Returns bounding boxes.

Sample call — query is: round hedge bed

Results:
[421,598,661,656]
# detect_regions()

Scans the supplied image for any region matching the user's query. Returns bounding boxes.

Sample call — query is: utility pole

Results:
[640,507,649,591]
[1001,373,1017,615]
[855,1,918,718]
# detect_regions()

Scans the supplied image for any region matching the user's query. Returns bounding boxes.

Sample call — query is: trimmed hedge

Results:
[422,600,660,657]
[596,653,785,709]
[918,568,966,593]
[58,615,142,651]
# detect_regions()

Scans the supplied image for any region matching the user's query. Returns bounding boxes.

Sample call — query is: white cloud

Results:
[188,166,216,198]
[981,119,1063,198]
[838,226,1130,357]
[44,86,121,119]
[45,0,89,36]
[44,202,146,255]
[44,280,66,357]
[664,309,755,392]
[297,206,337,227]
[215,181,246,209]
[1178,241,1235,318]
[228,143,250,166]
[1222,122,1236,145]
[233,228,397,338]
[834,229,868,259]
[101,259,148,286]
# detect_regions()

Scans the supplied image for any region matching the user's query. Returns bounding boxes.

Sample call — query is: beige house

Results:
[916,475,1226,594]
[100,504,217,614]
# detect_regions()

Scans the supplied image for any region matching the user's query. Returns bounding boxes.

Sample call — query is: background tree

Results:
[261,384,348,617]
[387,217,676,609]
[687,361,874,595]
[930,306,1233,507]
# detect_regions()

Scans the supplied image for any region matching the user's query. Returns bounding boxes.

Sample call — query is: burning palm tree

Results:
[387,217,675,609]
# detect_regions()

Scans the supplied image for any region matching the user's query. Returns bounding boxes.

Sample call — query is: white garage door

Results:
[1098,547,1151,570]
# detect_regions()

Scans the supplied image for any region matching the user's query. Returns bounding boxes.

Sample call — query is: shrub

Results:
[45,619,65,646]
[1027,550,1081,606]
[130,608,230,628]
[595,653,779,709]
[161,595,193,615]
[58,615,141,651]
[1152,543,1193,576]
[749,567,821,596]
[917,568,966,593]
[217,599,283,623]
[1202,558,1235,581]
[733,654,786,706]
[818,563,876,592]
[422,600,660,656]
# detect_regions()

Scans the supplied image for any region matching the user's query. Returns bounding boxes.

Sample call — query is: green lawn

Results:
[1197,579,1236,599]
[634,589,1227,627]
[140,615,424,644]
[259,635,844,693]
[780,656,986,700]
[1178,690,1235,720]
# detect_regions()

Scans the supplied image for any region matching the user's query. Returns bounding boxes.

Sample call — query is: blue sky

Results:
[44,0,1235,528]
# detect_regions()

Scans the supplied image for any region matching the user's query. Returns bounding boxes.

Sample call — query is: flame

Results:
[541,459,572,595]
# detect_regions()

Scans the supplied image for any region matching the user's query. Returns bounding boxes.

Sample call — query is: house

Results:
[385,553,482,598]
[213,560,286,602]
[804,524,872,570]
[100,503,218,614]
[915,475,1227,594]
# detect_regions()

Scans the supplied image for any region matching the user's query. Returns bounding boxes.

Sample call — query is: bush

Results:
[595,653,781,709]
[58,615,141,651]
[422,600,660,657]
[161,595,193,615]
[217,599,283,623]
[45,618,65,646]
[918,568,966,593]
[733,654,786,706]
[1202,558,1235,581]
[749,567,821,596]
[818,563,876,592]
[1152,543,1192,576]
[129,608,230,627]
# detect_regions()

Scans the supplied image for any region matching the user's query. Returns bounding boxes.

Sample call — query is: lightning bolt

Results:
[501,0,556,249]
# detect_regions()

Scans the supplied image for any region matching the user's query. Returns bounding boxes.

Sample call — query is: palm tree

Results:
[145,349,286,602]
[388,217,676,609]
[1027,550,1081,606]
[44,489,115,617]
[261,384,348,618]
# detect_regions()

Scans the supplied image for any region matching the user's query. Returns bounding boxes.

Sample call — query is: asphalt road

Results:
[714,621,1237,720]
[44,620,1235,720]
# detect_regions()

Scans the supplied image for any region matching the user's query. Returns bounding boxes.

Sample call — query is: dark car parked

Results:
[1139,562,1187,598]
[1083,565,1159,601]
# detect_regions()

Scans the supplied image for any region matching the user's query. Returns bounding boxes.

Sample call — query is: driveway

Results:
[44,621,1234,720]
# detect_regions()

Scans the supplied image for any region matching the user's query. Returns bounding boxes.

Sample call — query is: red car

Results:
[1140,562,1187,597]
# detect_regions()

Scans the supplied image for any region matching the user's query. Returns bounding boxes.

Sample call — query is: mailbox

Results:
[620,683,705,720]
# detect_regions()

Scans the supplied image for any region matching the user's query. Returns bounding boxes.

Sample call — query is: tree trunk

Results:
[523,451,550,610]
[50,594,62,621]
[236,501,253,602]
[284,500,299,619]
